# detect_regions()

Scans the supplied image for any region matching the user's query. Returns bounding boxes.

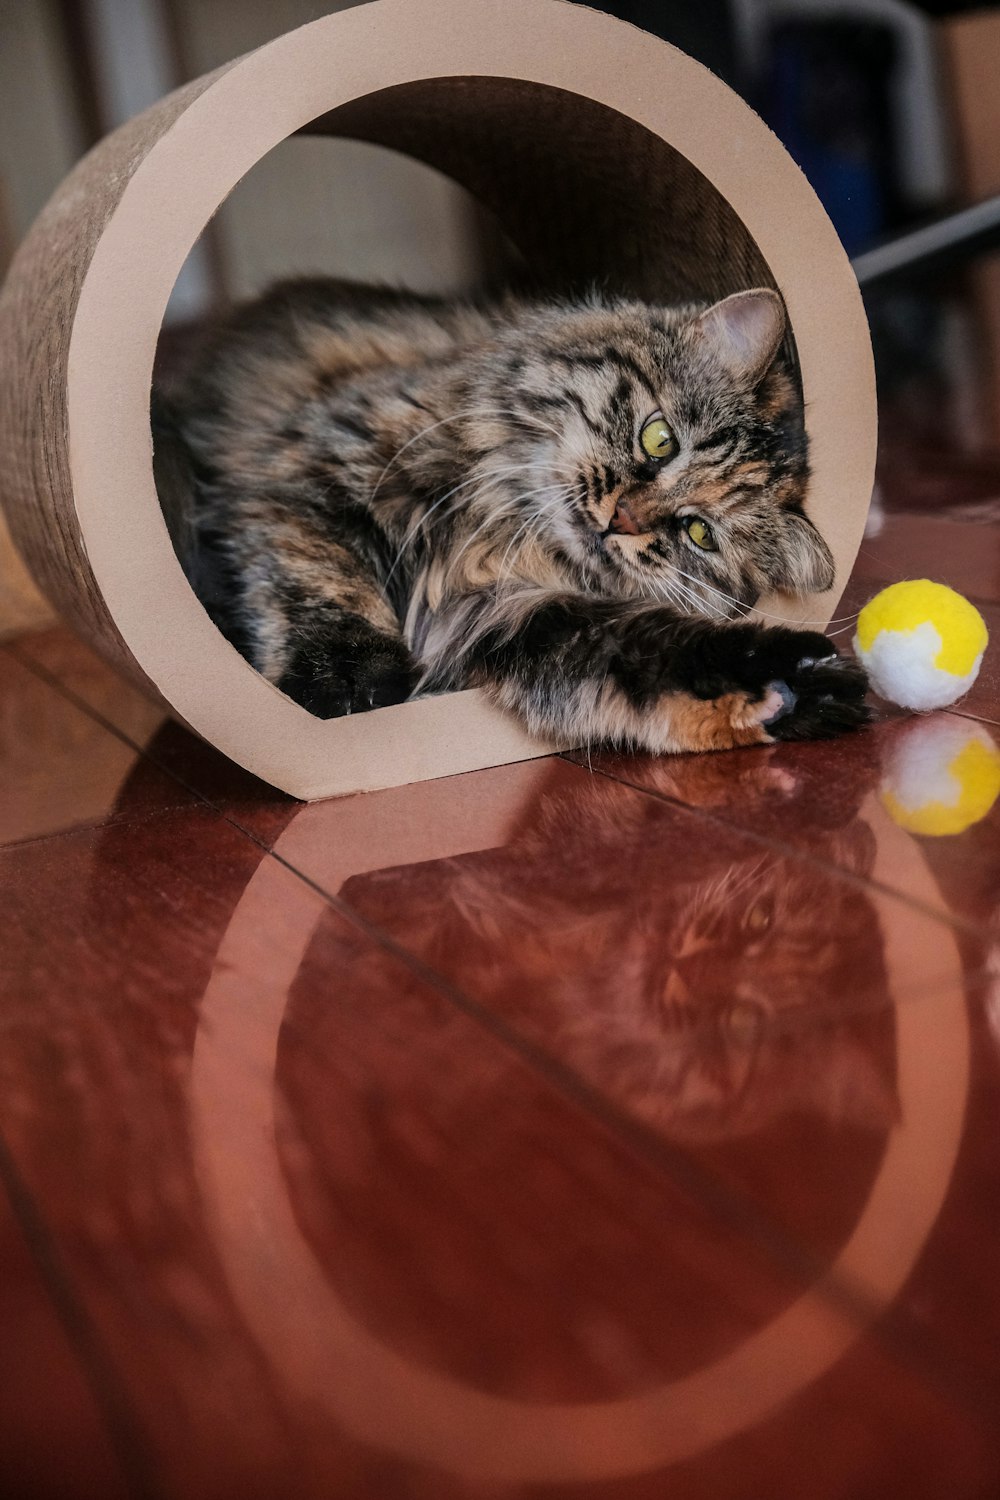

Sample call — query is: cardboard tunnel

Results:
[0,0,876,800]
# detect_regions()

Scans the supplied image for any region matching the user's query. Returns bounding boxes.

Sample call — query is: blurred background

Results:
[0,1,983,283]
[2,0,999,624]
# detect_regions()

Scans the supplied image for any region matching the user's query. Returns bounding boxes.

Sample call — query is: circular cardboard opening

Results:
[154,76,803,721]
[1,0,876,798]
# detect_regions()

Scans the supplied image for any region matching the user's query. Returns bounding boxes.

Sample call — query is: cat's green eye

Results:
[744,902,772,934]
[685,517,716,551]
[639,415,676,460]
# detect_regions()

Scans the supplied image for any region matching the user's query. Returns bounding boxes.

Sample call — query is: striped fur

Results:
[154,279,868,750]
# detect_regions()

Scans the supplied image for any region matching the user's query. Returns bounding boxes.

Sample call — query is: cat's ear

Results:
[692,289,786,386]
[778,509,835,595]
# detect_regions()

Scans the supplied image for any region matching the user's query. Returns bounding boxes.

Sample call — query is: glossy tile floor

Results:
[4,442,1000,1499]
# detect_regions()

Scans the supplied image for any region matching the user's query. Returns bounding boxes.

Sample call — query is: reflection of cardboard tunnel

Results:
[0,0,876,800]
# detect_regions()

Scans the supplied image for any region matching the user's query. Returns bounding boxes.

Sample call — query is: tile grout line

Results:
[951,705,1000,729]
[0,803,197,857]
[0,649,894,1291]
[9,640,999,1421]
[849,558,1000,620]
[250,837,1000,1428]
[10,637,999,941]
[557,749,1000,943]
[11,637,993,978]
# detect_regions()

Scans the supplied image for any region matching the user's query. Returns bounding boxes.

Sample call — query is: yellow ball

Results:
[854,580,988,710]
[881,717,1000,836]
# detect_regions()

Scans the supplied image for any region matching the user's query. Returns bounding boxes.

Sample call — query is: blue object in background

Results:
[765,20,900,258]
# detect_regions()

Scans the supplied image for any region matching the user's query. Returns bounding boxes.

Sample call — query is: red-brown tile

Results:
[0,642,195,847]
[870,978,1000,1401]
[579,713,1000,942]
[10,628,298,838]
[0,1165,131,1500]
[0,804,993,1497]
[246,758,1000,1422]
[127,715,298,841]
[9,627,162,725]
[259,752,972,1018]
[854,510,1000,607]
[0,809,334,1498]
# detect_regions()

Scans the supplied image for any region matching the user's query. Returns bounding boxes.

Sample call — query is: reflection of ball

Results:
[881,718,1000,836]
[854,580,987,711]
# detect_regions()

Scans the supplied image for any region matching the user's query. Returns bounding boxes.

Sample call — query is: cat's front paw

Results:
[278,631,418,719]
[680,625,871,744]
[762,653,872,741]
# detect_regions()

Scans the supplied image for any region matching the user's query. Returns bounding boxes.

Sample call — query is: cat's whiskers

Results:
[527,494,573,555]
[457,472,562,543]
[368,404,562,507]
[673,577,728,619]
[382,462,547,587]
[432,461,547,520]
[650,577,683,613]
[653,578,696,617]
[449,402,565,444]
[651,570,727,620]
[368,410,474,506]
[451,483,569,583]
[494,487,573,584]
[498,508,572,589]
[445,509,515,583]
[667,568,746,620]
[672,565,861,629]
[721,855,771,905]
[494,512,550,586]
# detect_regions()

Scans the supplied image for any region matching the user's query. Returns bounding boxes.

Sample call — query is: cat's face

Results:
[339,768,894,1147]
[490,290,834,613]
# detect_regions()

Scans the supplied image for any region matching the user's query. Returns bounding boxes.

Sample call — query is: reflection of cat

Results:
[337,759,898,1145]
[277,755,901,1401]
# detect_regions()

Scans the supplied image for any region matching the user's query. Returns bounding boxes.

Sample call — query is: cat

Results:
[153,278,869,752]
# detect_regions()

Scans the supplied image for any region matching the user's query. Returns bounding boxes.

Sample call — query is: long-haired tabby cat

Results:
[154,278,869,751]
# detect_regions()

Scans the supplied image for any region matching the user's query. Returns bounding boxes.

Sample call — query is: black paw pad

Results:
[767,655,872,742]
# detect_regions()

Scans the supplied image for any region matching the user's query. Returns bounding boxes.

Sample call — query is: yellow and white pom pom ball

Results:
[881,717,1000,836]
[854,580,988,711]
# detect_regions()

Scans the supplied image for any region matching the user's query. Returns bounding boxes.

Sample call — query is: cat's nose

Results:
[660,966,696,1020]
[609,500,642,536]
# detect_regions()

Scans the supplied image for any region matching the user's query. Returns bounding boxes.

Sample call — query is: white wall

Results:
[168,0,483,299]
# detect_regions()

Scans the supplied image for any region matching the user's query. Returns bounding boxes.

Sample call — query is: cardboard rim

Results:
[3,0,876,799]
